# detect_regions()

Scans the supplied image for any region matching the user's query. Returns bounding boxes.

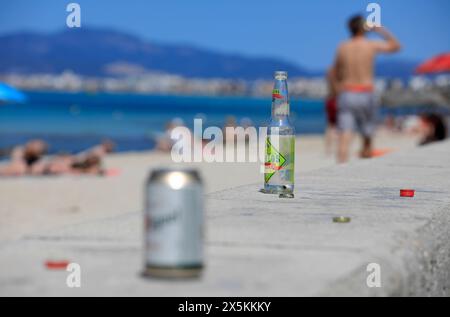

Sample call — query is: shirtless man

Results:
[329,15,401,163]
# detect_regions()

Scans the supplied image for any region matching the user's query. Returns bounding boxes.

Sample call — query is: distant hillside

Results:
[0,28,418,80]
[0,28,312,80]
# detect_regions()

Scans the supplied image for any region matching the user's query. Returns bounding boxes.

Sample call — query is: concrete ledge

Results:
[205,140,450,296]
[1,141,449,296]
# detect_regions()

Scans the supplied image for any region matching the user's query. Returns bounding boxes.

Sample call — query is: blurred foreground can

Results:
[143,168,203,278]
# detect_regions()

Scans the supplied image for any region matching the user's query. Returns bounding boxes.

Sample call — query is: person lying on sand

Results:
[0,140,48,176]
[419,113,448,146]
[75,139,115,161]
[29,153,104,176]
[0,140,115,177]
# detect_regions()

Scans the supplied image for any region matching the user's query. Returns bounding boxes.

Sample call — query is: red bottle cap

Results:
[45,260,70,270]
[400,189,415,197]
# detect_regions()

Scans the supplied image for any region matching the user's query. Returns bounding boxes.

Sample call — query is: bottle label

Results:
[264,135,295,184]
[272,89,284,99]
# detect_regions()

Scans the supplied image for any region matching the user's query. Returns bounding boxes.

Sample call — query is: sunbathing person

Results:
[30,153,104,176]
[75,140,115,160]
[419,113,448,146]
[0,140,48,176]
[1,140,114,176]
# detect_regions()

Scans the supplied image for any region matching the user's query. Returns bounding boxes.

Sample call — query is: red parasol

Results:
[416,53,450,74]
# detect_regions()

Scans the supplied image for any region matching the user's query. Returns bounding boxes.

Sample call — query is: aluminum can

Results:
[143,168,203,278]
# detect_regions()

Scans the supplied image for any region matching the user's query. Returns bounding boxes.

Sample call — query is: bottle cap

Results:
[45,260,70,270]
[274,71,288,79]
[400,189,415,197]
[333,216,351,223]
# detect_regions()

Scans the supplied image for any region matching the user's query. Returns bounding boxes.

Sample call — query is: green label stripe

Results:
[264,137,287,183]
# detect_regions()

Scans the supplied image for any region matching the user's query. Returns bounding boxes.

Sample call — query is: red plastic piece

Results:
[400,189,415,198]
[45,260,70,270]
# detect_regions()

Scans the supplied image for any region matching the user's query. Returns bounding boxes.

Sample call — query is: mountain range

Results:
[0,28,418,80]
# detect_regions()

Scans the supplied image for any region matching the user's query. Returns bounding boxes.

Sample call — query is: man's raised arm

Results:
[371,26,401,53]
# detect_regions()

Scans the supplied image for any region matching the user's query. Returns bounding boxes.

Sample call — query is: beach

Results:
[3,130,448,297]
[0,131,419,243]
[1,0,449,301]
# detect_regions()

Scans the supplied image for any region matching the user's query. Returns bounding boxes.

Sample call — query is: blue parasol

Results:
[0,83,27,104]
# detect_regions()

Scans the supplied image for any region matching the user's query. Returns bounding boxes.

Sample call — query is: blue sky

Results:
[1,0,449,70]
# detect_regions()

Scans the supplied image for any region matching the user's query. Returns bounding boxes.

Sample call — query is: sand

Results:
[0,131,419,242]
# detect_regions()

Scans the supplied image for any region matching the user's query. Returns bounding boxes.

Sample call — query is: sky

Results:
[1,0,449,70]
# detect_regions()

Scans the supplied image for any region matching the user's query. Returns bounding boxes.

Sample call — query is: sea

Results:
[0,91,411,154]
[0,91,330,154]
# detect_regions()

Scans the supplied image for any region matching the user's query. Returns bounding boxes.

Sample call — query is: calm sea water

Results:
[0,91,327,154]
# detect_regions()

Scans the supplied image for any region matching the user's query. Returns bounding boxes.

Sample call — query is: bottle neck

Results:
[272,79,290,118]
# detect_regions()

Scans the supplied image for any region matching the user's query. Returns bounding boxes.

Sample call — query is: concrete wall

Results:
[0,141,449,296]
